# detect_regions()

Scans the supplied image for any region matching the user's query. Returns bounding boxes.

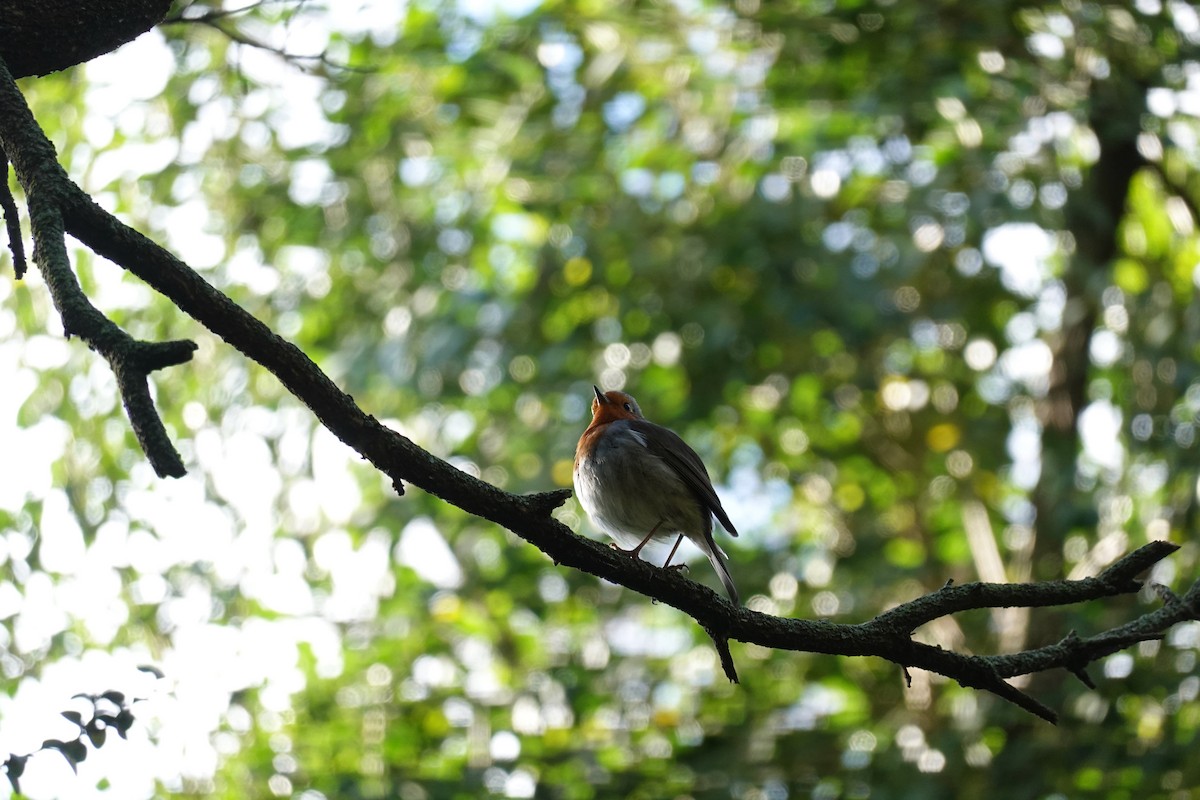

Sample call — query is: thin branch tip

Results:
[134,339,199,371]
[705,627,739,683]
[1,149,26,278]
[1152,583,1179,604]
[1069,665,1096,689]
[976,671,1057,723]
[523,488,574,515]
[1105,541,1180,574]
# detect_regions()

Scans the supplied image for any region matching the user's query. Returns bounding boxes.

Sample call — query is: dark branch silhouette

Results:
[162,0,368,75]
[0,0,171,78]
[1,149,25,277]
[1,54,1197,724]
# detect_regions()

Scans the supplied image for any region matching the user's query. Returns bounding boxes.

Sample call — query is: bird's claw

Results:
[664,563,689,574]
[609,542,644,559]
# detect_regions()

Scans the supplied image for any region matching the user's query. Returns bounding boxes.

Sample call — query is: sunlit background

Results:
[3,0,1200,797]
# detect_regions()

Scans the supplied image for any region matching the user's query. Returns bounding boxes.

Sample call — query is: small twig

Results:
[702,625,739,683]
[162,0,276,24]
[0,149,26,277]
[1152,582,1180,604]
[901,640,1059,723]
[0,57,195,478]
[1058,632,1098,688]
[163,3,369,76]
[521,488,575,516]
[984,577,1200,682]
[870,541,1177,634]
[25,181,194,477]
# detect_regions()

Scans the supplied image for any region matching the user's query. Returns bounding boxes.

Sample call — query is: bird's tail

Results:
[704,544,739,606]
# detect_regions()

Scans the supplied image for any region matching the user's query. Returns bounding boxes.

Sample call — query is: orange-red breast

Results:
[573,385,739,605]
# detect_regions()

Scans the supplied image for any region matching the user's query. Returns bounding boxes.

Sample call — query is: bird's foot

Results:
[609,542,647,560]
[663,563,689,574]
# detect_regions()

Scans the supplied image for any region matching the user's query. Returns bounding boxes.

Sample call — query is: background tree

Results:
[1,1,1199,799]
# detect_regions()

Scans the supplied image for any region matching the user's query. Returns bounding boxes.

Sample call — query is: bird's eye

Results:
[623,403,633,412]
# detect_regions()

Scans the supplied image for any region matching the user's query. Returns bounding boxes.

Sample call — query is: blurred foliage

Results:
[3,0,1200,798]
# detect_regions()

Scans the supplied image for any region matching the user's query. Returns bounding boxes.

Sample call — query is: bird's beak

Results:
[593,385,606,404]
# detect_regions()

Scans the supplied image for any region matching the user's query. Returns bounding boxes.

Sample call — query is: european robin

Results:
[573,385,740,605]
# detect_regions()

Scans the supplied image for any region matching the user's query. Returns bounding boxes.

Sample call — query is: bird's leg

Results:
[661,534,689,573]
[610,519,665,560]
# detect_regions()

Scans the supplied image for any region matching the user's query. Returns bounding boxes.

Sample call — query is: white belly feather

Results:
[573,422,703,550]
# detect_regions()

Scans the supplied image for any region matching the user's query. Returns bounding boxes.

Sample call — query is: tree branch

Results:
[1,55,1197,723]
[162,0,368,76]
[1,149,26,277]
[870,541,1177,633]
[0,0,171,79]
[162,0,278,24]
[0,58,195,477]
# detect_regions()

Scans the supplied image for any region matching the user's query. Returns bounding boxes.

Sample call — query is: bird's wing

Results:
[629,419,739,537]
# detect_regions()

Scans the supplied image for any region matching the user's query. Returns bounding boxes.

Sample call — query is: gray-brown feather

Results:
[626,419,739,537]
[574,399,740,605]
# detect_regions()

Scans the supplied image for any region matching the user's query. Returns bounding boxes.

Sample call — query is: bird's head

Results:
[589,385,643,423]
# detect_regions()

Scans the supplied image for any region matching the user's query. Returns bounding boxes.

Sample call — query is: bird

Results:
[573,385,740,605]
